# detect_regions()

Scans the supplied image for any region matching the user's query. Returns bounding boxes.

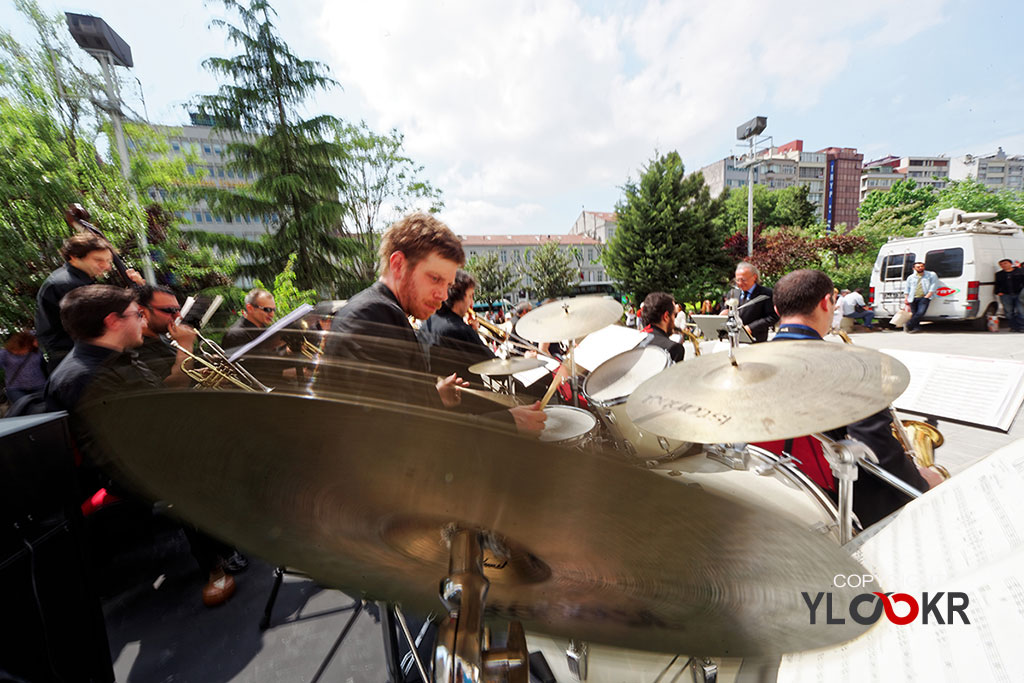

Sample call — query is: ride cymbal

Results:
[627,340,910,443]
[515,296,623,343]
[83,389,873,656]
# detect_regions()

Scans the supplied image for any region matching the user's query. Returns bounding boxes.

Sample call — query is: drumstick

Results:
[539,366,568,410]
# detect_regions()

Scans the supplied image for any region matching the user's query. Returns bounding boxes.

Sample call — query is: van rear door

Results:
[923,245,969,319]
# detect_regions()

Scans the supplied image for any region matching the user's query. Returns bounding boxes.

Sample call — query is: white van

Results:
[869,209,1024,328]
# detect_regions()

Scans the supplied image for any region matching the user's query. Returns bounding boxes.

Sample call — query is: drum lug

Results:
[703,443,750,471]
[696,657,718,683]
[566,640,588,681]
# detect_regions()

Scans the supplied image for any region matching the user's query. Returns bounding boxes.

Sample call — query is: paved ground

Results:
[93,322,1023,682]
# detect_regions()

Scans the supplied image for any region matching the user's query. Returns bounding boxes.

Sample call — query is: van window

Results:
[924,248,964,278]
[881,253,915,280]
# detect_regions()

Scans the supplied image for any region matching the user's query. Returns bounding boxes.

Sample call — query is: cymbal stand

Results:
[567,340,579,407]
[434,529,529,683]
[723,301,743,367]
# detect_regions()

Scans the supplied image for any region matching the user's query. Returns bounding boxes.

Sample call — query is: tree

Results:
[253,252,318,314]
[602,151,729,304]
[858,178,937,224]
[929,178,1024,225]
[714,183,775,236]
[0,1,231,330]
[334,121,443,291]
[186,0,357,296]
[465,253,520,310]
[771,184,817,228]
[524,241,578,300]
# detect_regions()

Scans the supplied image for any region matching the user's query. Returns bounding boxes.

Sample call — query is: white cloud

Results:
[315,0,950,233]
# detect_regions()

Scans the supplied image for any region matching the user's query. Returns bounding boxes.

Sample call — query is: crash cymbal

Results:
[515,295,623,343]
[627,340,910,443]
[83,390,871,657]
[467,356,545,376]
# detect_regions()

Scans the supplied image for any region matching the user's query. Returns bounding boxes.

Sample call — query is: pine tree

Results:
[187,0,356,295]
[602,151,729,303]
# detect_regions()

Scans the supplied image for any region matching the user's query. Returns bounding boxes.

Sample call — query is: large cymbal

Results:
[515,295,623,343]
[627,340,910,443]
[468,356,545,376]
[83,390,872,656]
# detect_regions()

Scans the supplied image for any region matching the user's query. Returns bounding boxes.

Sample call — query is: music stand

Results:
[691,314,754,344]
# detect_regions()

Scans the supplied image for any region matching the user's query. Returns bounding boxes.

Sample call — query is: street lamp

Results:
[65,12,155,283]
[736,116,768,258]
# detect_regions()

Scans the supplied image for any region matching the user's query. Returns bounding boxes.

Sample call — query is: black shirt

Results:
[34,263,95,362]
[421,302,495,379]
[134,334,178,381]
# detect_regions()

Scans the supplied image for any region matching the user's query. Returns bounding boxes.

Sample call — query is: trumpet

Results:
[678,325,702,357]
[833,328,948,479]
[467,310,557,360]
[170,329,273,392]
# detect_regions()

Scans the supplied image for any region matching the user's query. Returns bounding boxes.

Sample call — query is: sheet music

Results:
[512,355,561,388]
[882,349,1024,431]
[227,304,314,362]
[778,439,1024,682]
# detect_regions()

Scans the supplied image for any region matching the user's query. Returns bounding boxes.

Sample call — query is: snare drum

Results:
[582,346,691,460]
[539,405,597,450]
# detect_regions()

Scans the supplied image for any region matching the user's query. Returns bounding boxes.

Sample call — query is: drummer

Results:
[322,212,545,434]
[638,292,685,362]
[767,269,941,527]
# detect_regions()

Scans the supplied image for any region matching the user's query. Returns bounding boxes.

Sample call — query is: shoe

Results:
[221,550,249,574]
[203,569,236,607]
[907,328,921,334]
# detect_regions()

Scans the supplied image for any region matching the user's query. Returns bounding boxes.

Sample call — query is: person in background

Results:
[995,258,1024,333]
[1,331,47,405]
[839,288,875,330]
[723,261,777,343]
[902,261,938,334]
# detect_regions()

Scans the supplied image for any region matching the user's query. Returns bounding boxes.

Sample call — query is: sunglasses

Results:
[252,304,276,313]
[149,305,181,315]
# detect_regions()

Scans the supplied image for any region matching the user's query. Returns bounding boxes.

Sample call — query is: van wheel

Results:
[971,303,997,331]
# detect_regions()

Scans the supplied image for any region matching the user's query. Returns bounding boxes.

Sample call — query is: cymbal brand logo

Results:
[803,579,970,626]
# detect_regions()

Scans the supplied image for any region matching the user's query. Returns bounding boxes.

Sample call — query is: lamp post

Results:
[736,116,768,258]
[65,12,155,284]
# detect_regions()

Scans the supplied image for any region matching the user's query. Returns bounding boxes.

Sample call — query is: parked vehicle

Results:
[869,209,1024,329]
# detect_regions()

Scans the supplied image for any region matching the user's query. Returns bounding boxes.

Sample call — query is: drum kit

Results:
[83,295,932,682]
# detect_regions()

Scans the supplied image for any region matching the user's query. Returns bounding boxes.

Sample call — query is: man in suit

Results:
[724,261,778,343]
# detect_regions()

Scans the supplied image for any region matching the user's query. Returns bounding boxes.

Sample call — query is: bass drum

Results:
[581,345,693,461]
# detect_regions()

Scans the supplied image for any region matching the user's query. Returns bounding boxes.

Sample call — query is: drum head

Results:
[540,405,597,443]
[583,346,671,406]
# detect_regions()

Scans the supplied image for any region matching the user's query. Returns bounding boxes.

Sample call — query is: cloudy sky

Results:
[3,0,1021,234]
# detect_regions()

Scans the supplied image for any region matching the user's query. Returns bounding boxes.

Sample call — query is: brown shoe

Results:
[202,569,236,607]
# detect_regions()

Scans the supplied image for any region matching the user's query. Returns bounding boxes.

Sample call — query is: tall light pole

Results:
[736,116,768,258]
[65,12,155,284]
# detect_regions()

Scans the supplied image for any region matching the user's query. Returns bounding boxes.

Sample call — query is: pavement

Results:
[92,321,1023,682]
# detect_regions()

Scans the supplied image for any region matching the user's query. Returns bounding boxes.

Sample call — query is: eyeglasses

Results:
[252,304,276,313]
[120,309,145,319]
[148,305,181,315]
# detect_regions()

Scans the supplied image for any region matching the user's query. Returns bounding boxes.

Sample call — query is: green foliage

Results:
[714,183,817,235]
[858,178,937,224]
[186,0,357,296]
[335,121,444,284]
[464,252,520,309]
[253,252,317,314]
[524,241,578,300]
[928,178,1024,225]
[603,151,729,304]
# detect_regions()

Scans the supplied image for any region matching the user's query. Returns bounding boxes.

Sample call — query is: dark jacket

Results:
[421,302,495,379]
[34,263,95,364]
[727,284,778,343]
[639,325,685,363]
[995,267,1024,297]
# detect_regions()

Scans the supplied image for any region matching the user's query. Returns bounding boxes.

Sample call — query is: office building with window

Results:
[949,148,1024,191]
[154,117,270,240]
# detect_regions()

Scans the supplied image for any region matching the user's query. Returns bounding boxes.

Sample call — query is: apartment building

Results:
[820,146,863,229]
[860,155,903,202]
[950,148,1024,191]
[569,210,618,243]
